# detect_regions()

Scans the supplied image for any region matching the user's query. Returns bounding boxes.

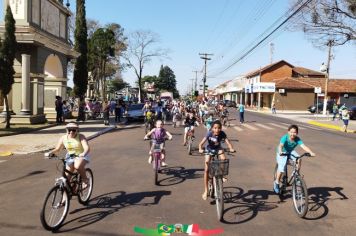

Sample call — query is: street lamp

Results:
[320,62,328,115]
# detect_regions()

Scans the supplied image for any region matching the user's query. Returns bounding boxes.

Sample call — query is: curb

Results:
[0,123,57,138]
[308,121,356,133]
[10,125,117,155]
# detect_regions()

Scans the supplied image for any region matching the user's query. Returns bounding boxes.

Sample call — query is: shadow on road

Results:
[221,187,278,224]
[57,190,171,233]
[0,170,46,185]
[305,186,348,220]
[158,167,204,186]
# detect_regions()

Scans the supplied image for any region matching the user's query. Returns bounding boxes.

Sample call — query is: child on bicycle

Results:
[204,112,215,131]
[198,120,235,200]
[144,120,173,167]
[274,124,315,194]
[45,122,91,189]
[183,112,199,145]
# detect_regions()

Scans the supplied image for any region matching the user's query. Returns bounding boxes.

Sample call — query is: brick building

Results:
[215,60,356,111]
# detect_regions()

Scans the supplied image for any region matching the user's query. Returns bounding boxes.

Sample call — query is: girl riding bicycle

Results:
[45,122,91,189]
[198,120,235,200]
[274,124,315,194]
[144,120,173,167]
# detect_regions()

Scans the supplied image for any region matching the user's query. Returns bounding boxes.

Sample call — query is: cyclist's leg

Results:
[190,126,195,137]
[183,127,189,145]
[275,153,288,183]
[74,157,89,183]
[203,154,211,200]
[218,149,228,182]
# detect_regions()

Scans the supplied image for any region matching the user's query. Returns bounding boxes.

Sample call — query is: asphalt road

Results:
[0,111,355,236]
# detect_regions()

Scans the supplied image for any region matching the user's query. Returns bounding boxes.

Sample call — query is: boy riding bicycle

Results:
[183,112,199,146]
[144,120,173,167]
[198,120,235,200]
[274,124,315,194]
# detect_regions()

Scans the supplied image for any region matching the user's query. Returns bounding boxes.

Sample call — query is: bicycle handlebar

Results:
[279,152,313,158]
[44,153,78,160]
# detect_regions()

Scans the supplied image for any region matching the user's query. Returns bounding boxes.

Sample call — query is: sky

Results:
[3,0,356,94]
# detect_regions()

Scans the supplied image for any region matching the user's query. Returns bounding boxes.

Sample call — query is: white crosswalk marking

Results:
[242,123,258,130]
[280,122,305,129]
[0,160,6,164]
[299,125,322,131]
[268,123,287,129]
[255,123,274,130]
[233,126,243,132]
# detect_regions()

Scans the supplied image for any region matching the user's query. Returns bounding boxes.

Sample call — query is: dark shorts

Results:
[343,119,349,125]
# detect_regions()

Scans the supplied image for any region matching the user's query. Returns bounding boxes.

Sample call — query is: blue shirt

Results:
[278,134,303,153]
[239,105,245,112]
[206,131,227,150]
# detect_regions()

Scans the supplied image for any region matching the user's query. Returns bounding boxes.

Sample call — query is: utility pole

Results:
[199,53,213,98]
[190,78,195,98]
[192,70,199,93]
[322,40,333,116]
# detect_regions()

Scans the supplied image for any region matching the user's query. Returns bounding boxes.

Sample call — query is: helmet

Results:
[66,122,79,129]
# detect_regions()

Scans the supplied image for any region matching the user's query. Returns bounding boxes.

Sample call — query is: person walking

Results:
[341,107,350,132]
[332,103,339,121]
[55,96,63,124]
[238,103,245,124]
[115,101,122,123]
[271,103,277,114]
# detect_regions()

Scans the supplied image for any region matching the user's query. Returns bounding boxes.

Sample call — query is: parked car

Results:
[349,106,356,120]
[223,100,237,107]
[125,103,145,121]
[307,101,334,113]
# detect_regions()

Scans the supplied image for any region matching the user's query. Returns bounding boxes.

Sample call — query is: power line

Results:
[211,0,312,76]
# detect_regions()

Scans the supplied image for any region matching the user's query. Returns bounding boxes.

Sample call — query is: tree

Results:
[291,0,356,47]
[88,28,116,99]
[0,6,16,129]
[107,78,128,95]
[73,0,88,121]
[122,30,168,102]
[157,65,180,98]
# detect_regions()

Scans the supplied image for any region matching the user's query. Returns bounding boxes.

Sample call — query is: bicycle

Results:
[40,154,94,231]
[145,118,155,134]
[186,128,194,155]
[172,112,181,128]
[203,149,233,221]
[221,115,230,127]
[144,138,170,185]
[273,152,312,218]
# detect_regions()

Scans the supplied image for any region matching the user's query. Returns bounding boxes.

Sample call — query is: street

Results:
[0,111,355,236]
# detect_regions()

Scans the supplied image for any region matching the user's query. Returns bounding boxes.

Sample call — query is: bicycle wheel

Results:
[213,177,224,221]
[292,175,309,218]
[188,138,192,155]
[40,185,70,231]
[78,168,94,205]
[153,154,160,185]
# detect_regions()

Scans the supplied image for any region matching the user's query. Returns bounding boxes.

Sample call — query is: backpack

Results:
[152,128,166,143]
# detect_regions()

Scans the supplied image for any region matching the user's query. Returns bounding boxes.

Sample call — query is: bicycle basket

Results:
[209,159,229,177]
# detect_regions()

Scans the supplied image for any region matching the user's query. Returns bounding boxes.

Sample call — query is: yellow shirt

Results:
[63,134,84,155]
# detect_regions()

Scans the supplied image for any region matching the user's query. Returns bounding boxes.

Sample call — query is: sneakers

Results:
[161,161,167,167]
[148,155,152,164]
[273,182,280,194]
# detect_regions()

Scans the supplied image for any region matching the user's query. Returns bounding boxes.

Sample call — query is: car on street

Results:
[307,101,334,113]
[125,103,145,121]
[223,100,237,107]
[349,106,356,120]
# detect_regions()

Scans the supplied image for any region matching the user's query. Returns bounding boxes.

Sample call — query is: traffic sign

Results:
[314,87,322,94]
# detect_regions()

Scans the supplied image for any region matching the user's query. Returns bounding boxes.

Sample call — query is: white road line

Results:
[242,123,259,130]
[255,123,274,130]
[268,123,287,129]
[299,125,323,131]
[233,126,243,132]
[281,122,305,129]
[0,160,7,164]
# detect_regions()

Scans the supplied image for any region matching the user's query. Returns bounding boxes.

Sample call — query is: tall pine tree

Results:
[0,6,17,129]
[73,0,88,119]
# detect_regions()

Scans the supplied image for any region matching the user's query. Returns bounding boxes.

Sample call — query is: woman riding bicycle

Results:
[45,122,91,189]
[274,124,315,194]
[198,120,235,200]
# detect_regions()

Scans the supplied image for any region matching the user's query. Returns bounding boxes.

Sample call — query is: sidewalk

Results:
[246,108,356,133]
[0,118,135,156]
